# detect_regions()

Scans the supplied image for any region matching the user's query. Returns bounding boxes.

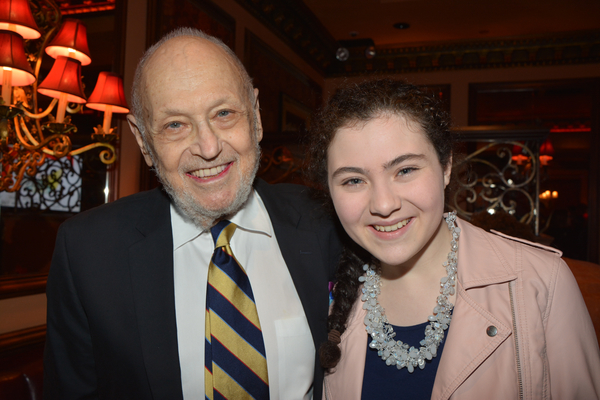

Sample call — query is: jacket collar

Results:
[455,218,517,289]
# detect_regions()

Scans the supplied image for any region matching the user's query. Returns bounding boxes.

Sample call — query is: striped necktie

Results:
[205,220,269,400]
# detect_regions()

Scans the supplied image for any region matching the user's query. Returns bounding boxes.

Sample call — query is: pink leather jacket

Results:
[324,219,600,400]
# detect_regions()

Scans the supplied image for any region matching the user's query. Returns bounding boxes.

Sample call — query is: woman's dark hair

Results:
[307,78,455,371]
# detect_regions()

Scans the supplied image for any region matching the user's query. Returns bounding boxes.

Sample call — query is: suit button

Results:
[486,326,498,337]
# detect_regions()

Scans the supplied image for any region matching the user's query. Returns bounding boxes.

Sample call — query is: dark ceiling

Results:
[303,0,600,47]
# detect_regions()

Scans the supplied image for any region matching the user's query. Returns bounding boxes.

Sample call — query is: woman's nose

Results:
[369,183,402,217]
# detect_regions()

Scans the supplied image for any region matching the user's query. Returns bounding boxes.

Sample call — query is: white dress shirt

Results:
[172,189,315,399]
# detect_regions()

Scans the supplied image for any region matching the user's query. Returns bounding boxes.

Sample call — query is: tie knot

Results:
[210,220,237,249]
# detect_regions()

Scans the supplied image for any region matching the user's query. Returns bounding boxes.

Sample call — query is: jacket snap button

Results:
[486,326,498,337]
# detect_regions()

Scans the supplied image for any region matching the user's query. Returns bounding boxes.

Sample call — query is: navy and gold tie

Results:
[205,220,269,400]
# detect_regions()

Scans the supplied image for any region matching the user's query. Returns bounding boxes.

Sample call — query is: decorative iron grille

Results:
[449,127,549,235]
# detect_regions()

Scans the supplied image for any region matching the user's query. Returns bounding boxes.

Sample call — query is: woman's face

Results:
[327,113,451,269]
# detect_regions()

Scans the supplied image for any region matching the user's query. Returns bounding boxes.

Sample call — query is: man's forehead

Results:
[140,36,248,109]
[143,37,242,87]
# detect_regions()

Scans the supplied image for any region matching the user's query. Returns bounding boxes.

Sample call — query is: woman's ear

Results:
[443,154,453,188]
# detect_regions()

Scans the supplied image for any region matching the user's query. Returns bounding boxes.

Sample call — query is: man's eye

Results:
[217,110,231,117]
[167,122,182,129]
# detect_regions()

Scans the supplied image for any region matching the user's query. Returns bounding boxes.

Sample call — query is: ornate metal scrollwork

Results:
[2,154,82,212]
[449,127,548,235]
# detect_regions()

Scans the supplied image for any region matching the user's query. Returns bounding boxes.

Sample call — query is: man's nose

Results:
[189,124,222,160]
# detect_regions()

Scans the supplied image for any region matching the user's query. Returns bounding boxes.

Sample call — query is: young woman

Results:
[308,79,600,399]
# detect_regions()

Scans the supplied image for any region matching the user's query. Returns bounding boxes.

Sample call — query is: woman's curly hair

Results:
[306,78,456,371]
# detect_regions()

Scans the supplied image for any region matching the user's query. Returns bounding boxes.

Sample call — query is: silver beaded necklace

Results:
[359,211,460,373]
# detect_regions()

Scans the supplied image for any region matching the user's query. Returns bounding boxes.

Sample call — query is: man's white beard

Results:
[158,142,261,231]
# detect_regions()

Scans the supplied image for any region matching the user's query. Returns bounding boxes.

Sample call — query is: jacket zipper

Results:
[509,281,524,400]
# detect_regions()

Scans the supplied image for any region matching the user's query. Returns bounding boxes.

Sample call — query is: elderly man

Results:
[44,28,341,400]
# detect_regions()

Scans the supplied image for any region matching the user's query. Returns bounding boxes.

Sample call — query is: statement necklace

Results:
[359,211,460,373]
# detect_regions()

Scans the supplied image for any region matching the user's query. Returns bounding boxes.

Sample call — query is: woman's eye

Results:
[217,110,231,118]
[342,178,363,186]
[167,122,182,129]
[398,167,415,176]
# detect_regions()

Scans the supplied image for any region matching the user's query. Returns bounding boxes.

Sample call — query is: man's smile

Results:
[188,162,231,179]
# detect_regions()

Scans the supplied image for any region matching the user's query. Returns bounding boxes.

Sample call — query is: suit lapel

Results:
[128,189,184,400]
[254,179,331,347]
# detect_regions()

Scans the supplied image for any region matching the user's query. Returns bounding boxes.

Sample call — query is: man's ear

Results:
[127,115,154,167]
[253,88,263,143]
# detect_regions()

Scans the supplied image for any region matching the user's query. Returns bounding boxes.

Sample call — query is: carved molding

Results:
[233,0,338,74]
[329,30,600,77]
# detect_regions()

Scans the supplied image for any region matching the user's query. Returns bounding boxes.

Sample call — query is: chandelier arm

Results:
[20,98,59,119]
[30,8,62,145]
[15,115,40,147]
[4,151,46,193]
[14,117,71,157]
[70,142,116,164]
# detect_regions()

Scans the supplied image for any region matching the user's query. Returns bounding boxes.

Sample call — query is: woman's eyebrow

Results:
[383,153,426,170]
[331,166,366,180]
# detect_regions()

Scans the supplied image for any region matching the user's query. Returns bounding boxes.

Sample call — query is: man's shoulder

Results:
[254,179,324,212]
[254,179,334,227]
[254,179,311,198]
[61,188,170,231]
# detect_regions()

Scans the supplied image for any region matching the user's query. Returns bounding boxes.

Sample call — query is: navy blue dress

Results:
[361,321,448,399]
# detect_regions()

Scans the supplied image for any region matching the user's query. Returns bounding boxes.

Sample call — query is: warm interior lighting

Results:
[86,72,130,134]
[511,142,529,165]
[0,30,35,105]
[0,0,41,39]
[0,11,119,193]
[539,139,554,166]
[38,56,86,123]
[540,190,558,200]
[45,19,91,65]
[38,56,86,103]
[549,127,591,133]
[512,154,528,165]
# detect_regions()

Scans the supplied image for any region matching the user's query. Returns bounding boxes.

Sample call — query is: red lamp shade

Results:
[0,0,40,39]
[45,19,91,65]
[86,72,129,113]
[511,142,529,165]
[38,56,86,103]
[539,139,554,166]
[539,139,555,156]
[0,30,35,85]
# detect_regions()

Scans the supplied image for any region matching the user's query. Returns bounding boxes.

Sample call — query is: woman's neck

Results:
[376,216,456,326]
[379,216,453,280]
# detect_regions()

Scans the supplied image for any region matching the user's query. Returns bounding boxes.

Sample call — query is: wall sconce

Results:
[511,142,530,165]
[539,139,554,166]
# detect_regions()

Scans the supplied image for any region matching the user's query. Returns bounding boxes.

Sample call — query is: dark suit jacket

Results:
[44,179,341,400]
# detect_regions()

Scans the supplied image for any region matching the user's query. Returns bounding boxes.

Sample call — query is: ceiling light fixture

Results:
[393,22,410,30]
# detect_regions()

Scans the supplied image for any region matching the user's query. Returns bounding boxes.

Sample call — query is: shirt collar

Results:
[171,189,272,250]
